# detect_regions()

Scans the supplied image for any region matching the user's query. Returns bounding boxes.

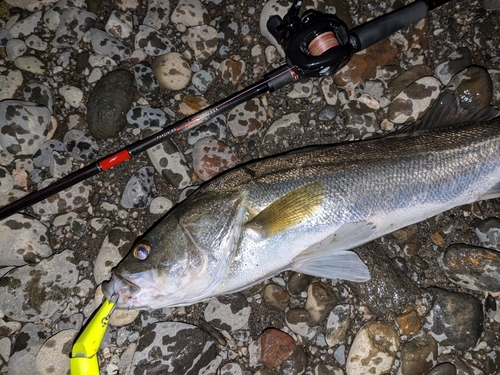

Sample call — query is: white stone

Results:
[5,39,27,61]
[0,69,23,101]
[25,34,48,51]
[58,85,84,108]
[346,321,400,375]
[171,0,209,27]
[149,196,173,215]
[14,55,46,75]
[36,330,79,375]
[105,10,133,39]
[151,52,192,90]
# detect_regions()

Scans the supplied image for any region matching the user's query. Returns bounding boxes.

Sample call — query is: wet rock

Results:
[346,242,428,319]
[394,305,422,335]
[135,25,174,56]
[178,94,209,115]
[87,69,134,140]
[423,287,483,351]
[23,83,53,112]
[387,76,441,124]
[0,214,52,266]
[259,0,289,56]
[440,244,500,292]
[43,0,87,30]
[0,69,23,101]
[318,105,337,122]
[281,345,308,375]
[32,139,65,168]
[220,363,244,375]
[133,61,161,101]
[9,11,42,38]
[387,64,433,98]
[0,249,78,322]
[192,69,216,93]
[121,166,156,209]
[285,308,311,336]
[342,100,379,138]
[187,114,226,145]
[335,38,398,89]
[325,304,351,347]
[434,48,472,85]
[6,38,27,61]
[287,272,314,296]
[314,364,345,375]
[105,9,133,38]
[149,196,173,214]
[425,362,457,375]
[49,150,72,178]
[186,25,218,61]
[418,66,497,128]
[152,52,192,90]
[263,284,289,312]
[8,323,48,375]
[89,28,131,62]
[221,58,245,84]
[143,0,170,29]
[63,129,99,162]
[400,333,438,375]
[218,20,238,56]
[52,7,97,48]
[0,166,14,194]
[32,178,91,215]
[204,293,251,331]
[346,321,399,375]
[474,217,500,250]
[306,282,337,326]
[127,106,168,129]
[259,328,295,369]
[0,100,51,157]
[35,329,78,375]
[14,55,47,75]
[260,113,301,157]
[192,138,238,181]
[131,322,218,373]
[171,0,210,27]
[227,98,267,141]
[287,80,314,99]
[142,127,192,189]
[94,227,135,284]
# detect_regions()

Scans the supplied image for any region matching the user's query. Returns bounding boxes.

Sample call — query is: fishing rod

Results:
[0,0,451,221]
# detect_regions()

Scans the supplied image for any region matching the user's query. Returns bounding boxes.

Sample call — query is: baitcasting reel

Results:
[267,0,354,77]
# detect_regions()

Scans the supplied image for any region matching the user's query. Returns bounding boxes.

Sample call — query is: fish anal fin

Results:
[246,181,325,238]
[292,250,370,282]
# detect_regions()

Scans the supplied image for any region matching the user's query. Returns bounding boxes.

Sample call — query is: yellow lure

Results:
[70,298,116,375]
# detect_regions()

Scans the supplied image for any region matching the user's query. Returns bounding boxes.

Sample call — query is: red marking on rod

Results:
[99,149,131,171]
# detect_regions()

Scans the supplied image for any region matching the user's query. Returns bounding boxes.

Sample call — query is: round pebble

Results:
[152,52,192,90]
[346,321,400,375]
[192,138,238,181]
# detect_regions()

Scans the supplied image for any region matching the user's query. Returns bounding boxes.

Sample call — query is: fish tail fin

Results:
[398,66,498,134]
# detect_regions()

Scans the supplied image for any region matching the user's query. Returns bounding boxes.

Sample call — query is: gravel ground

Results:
[1,0,500,374]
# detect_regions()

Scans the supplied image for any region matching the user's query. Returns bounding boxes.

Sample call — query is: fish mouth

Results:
[102,273,142,309]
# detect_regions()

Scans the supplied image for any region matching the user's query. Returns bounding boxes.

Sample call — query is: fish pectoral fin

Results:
[245,181,325,238]
[291,220,377,281]
[479,181,500,201]
[292,250,370,282]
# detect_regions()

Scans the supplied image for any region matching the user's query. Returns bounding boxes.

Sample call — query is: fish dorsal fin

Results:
[246,181,325,238]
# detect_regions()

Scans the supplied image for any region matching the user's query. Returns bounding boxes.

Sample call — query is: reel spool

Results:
[267,5,354,77]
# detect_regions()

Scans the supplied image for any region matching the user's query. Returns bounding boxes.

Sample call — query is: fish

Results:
[103,119,500,310]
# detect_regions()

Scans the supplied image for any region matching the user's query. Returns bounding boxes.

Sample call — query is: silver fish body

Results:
[103,121,500,309]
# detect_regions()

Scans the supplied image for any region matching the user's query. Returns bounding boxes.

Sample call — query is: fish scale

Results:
[103,120,500,309]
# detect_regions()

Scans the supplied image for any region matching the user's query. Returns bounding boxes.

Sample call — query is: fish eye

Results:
[133,243,151,260]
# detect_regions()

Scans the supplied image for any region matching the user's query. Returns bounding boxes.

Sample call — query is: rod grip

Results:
[350,0,430,51]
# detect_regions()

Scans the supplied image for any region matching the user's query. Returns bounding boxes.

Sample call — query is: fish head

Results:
[103,189,247,310]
